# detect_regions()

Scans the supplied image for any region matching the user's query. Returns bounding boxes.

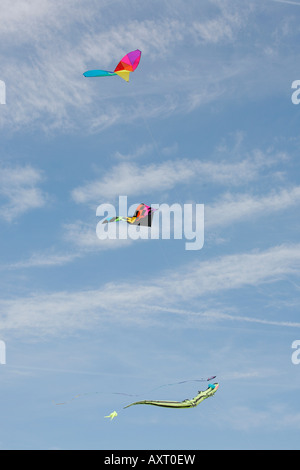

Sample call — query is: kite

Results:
[103,203,156,227]
[105,411,118,420]
[123,383,219,409]
[83,49,141,82]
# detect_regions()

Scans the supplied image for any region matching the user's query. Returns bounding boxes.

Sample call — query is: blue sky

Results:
[1,0,300,450]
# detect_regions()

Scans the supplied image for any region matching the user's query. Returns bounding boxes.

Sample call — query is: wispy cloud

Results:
[154,243,300,301]
[148,305,300,329]
[0,165,47,221]
[0,0,96,41]
[114,143,156,161]
[191,5,245,44]
[0,0,257,132]
[0,0,295,135]
[72,159,194,203]
[1,243,300,335]
[6,251,80,269]
[206,185,300,228]
[63,220,134,250]
[71,150,283,203]
[221,403,300,431]
[8,149,294,268]
[270,0,300,6]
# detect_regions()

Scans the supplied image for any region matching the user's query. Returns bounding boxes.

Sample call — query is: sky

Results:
[1,0,300,450]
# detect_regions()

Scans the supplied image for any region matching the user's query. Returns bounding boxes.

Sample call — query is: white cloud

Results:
[8,153,295,267]
[222,404,300,431]
[1,243,300,335]
[154,243,300,301]
[0,1,258,132]
[4,219,136,270]
[206,185,300,228]
[114,143,155,161]
[0,0,94,41]
[72,150,283,203]
[270,0,300,6]
[0,0,294,135]
[7,251,80,269]
[192,10,242,44]
[0,165,47,221]
[71,160,194,203]
[63,220,134,250]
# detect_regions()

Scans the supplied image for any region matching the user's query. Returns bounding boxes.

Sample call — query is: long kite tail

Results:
[123,384,219,409]
[123,398,194,409]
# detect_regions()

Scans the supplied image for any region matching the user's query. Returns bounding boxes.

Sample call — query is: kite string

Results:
[53,376,216,405]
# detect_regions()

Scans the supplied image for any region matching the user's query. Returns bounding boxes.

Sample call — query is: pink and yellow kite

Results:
[83,49,141,82]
